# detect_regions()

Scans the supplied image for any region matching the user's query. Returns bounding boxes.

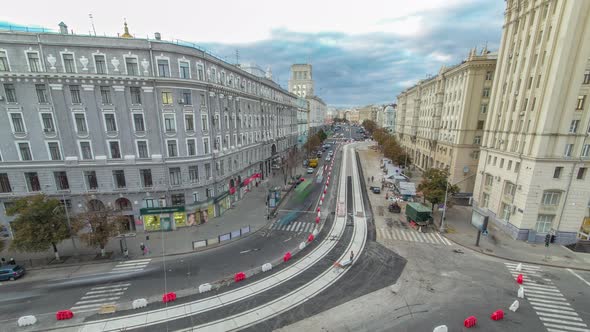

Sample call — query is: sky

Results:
[0,0,505,108]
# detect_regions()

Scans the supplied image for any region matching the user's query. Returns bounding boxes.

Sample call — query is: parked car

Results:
[369,186,381,194]
[307,167,315,174]
[303,160,309,166]
[0,265,25,281]
[328,150,334,156]
[325,156,331,162]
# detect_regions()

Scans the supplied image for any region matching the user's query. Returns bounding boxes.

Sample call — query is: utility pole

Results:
[89,14,97,36]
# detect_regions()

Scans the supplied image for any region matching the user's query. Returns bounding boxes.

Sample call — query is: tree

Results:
[6,195,71,261]
[417,168,459,211]
[304,135,321,156]
[362,119,377,134]
[73,199,127,257]
[317,129,327,141]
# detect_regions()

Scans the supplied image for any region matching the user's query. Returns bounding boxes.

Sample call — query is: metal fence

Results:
[192,225,251,250]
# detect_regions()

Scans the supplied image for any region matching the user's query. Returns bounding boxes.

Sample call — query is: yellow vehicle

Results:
[308,158,318,168]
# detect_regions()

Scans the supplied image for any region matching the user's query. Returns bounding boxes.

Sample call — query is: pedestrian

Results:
[8,257,15,265]
[140,243,146,256]
[0,257,5,266]
[124,248,129,259]
[350,250,354,261]
[371,176,374,182]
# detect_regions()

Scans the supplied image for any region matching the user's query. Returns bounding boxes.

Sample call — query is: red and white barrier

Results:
[162,292,177,303]
[132,298,148,309]
[199,283,212,293]
[56,310,74,321]
[17,315,37,327]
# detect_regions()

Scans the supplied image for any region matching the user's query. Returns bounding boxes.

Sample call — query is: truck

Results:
[308,158,318,168]
[405,202,432,226]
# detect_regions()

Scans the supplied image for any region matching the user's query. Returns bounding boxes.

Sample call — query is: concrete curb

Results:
[443,235,590,272]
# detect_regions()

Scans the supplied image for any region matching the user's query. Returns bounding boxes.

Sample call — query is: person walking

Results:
[140,243,146,256]
[0,257,5,266]
[371,176,374,182]
[124,248,129,259]
[350,250,354,261]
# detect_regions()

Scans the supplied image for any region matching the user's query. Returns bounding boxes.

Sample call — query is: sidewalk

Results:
[1,167,303,270]
[441,206,590,271]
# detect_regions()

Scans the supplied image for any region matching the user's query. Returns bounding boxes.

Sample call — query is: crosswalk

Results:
[71,283,130,313]
[504,262,589,332]
[109,258,151,274]
[271,221,317,233]
[377,228,453,246]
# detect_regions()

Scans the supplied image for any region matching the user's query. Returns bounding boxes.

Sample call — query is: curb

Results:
[443,234,590,272]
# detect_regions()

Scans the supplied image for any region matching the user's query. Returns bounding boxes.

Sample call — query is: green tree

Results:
[317,129,327,141]
[304,135,321,156]
[417,168,459,211]
[6,195,71,261]
[362,119,377,134]
[73,200,127,257]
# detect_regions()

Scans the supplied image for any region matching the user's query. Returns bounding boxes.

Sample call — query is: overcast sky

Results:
[1,0,505,107]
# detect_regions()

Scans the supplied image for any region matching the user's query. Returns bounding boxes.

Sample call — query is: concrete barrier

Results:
[132,298,148,309]
[17,315,37,327]
[312,229,319,237]
[199,283,212,293]
[433,325,448,332]
[262,263,272,272]
[299,242,306,250]
[517,286,524,298]
[509,300,519,312]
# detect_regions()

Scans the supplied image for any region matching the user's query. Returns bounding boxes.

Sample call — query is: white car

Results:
[307,167,315,174]
[325,156,331,162]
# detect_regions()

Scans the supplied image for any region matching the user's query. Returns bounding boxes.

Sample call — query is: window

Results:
[4,83,17,102]
[484,174,493,187]
[10,113,26,133]
[113,170,126,189]
[206,187,214,198]
[480,104,487,114]
[482,88,490,97]
[109,141,121,159]
[140,169,153,188]
[473,136,481,145]
[47,142,62,160]
[553,167,563,179]
[104,113,117,132]
[185,114,194,131]
[205,163,212,178]
[501,202,511,222]
[54,171,69,190]
[485,71,493,80]
[36,84,48,103]
[187,139,196,156]
[164,114,176,133]
[144,198,155,208]
[128,87,142,105]
[79,141,93,159]
[162,91,173,104]
[169,167,181,186]
[192,192,199,203]
[70,85,81,104]
[584,70,590,85]
[167,139,178,157]
[189,166,199,183]
[564,144,573,157]
[514,162,520,172]
[477,120,484,130]
[214,136,221,151]
[25,172,41,192]
[157,59,170,77]
[62,54,75,73]
[197,64,204,80]
[577,167,587,180]
[225,114,229,129]
[171,194,185,206]
[94,55,106,74]
[125,57,139,76]
[0,174,12,193]
[535,215,555,233]
[181,90,192,105]
[0,51,10,71]
[98,86,113,104]
[503,182,516,197]
[507,160,512,171]
[542,191,561,206]
[203,137,210,154]
[179,61,190,79]
[27,52,41,72]
[583,144,590,158]
[74,113,87,133]
[201,114,209,132]
[214,114,220,130]
[84,171,98,190]
[133,113,145,132]
[18,142,32,160]
[224,135,229,149]
[482,192,489,208]
[500,158,505,168]
[136,140,149,158]
[577,95,586,110]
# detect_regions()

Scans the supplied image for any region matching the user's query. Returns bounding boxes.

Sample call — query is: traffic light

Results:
[545,234,551,247]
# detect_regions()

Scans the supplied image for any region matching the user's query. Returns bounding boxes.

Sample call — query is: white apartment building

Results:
[473,0,590,244]
[396,49,496,193]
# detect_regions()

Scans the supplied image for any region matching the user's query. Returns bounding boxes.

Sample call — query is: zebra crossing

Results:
[377,228,453,246]
[109,258,151,274]
[504,262,589,332]
[70,283,130,313]
[271,221,316,233]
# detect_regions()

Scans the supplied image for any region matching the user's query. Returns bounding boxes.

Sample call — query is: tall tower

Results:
[288,64,314,97]
[473,0,590,244]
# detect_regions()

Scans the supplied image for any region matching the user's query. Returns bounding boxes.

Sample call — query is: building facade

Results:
[288,64,314,98]
[0,27,298,233]
[296,97,309,148]
[473,0,590,244]
[396,49,497,193]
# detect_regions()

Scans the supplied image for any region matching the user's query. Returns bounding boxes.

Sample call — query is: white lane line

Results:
[119,258,151,263]
[567,269,590,288]
[112,266,148,271]
[534,307,580,316]
[385,230,393,240]
[75,297,121,305]
[505,263,541,269]
[531,302,574,310]
[435,233,448,245]
[400,230,409,241]
[543,323,590,332]
[528,298,570,304]
[537,312,584,321]
[424,233,436,244]
[525,287,562,294]
[527,293,567,301]
[407,231,419,242]
[376,228,384,239]
[81,292,125,300]
[85,288,127,295]
[90,284,131,290]
[108,269,145,274]
[414,232,425,243]
[115,261,150,267]
[523,283,559,290]
[540,317,588,327]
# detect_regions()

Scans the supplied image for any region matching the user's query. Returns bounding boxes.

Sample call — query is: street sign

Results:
[471,208,489,232]
[140,206,185,215]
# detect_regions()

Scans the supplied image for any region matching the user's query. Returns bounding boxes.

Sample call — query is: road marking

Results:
[538,312,584,321]
[567,268,590,288]
[90,283,130,290]
[527,293,568,301]
[81,292,125,300]
[71,302,117,310]
[540,317,588,327]
[240,249,251,254]
[75,297,122,305]
[534,308,580,316]
[85,288,128,295]
[530,302,574,310]
[543,324,590,332]
[525,286,562,293]
[283,237,292,242]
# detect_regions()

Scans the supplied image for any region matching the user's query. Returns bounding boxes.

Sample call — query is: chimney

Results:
[154,32,161,40]
[58,22,68,34]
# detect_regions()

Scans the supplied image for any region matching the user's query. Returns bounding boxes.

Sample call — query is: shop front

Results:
[186,200,215,226]
[215,191,231,216]
[140,206,186,232]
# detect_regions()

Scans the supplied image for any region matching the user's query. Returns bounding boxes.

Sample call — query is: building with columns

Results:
[396,49,497,193]
[288,64,326,132]
[0,24,298,233]
[473,0,590,244]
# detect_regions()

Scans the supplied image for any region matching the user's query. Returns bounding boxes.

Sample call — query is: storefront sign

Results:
[140,206,185,215]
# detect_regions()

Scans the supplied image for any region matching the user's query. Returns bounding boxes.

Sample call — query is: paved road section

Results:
[377,227,453,246]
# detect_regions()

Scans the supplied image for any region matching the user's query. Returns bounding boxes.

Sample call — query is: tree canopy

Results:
[417,168,459,211]
[362,119,377,134]
[73,199,127,257]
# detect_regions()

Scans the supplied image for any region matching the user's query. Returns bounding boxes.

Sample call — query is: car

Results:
[328,150,333,156]
[0,265,25,281]
[369,186,381,194]
[307,167,315,174]
[325,156,331,162]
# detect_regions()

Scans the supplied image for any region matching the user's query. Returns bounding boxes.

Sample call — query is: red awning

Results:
[229,187,236,195]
